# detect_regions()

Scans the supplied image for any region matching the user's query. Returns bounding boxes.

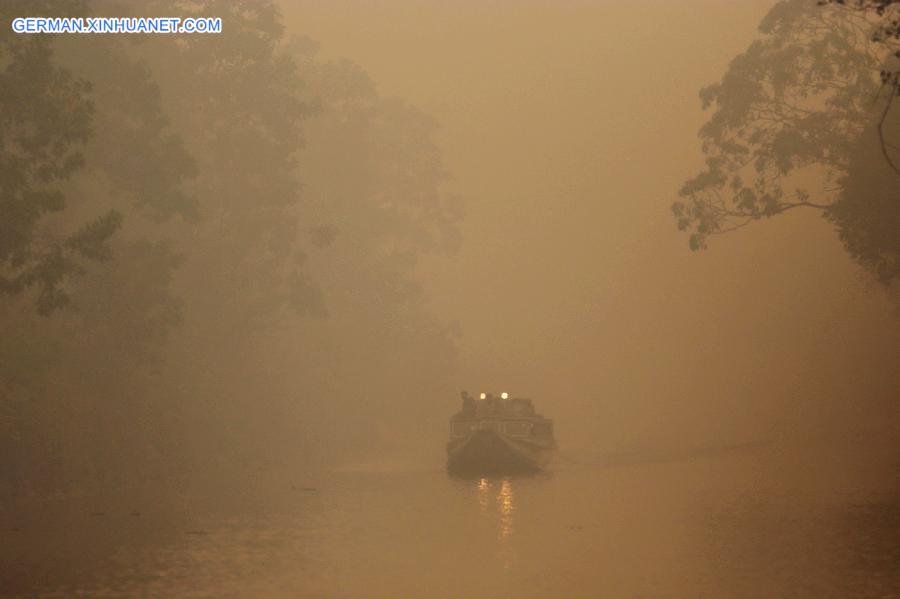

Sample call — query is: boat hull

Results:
[447,429,555,475]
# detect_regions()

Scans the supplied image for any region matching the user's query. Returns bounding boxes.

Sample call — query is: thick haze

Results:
[1,0,897,498]
[3,2,899,595]
[282,0,899,463]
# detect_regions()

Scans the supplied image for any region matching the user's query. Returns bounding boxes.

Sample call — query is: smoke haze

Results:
[2,1,898,596]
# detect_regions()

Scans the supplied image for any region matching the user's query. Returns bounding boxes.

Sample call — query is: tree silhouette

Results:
[0,2,122,314]
[673,0,899,284]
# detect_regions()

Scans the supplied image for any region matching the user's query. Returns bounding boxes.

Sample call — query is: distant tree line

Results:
[1,0,461,501]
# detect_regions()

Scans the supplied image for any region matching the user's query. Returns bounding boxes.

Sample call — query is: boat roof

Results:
[451,391,553,423]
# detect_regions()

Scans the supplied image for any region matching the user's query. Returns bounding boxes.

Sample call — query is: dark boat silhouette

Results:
[447,391,557,475]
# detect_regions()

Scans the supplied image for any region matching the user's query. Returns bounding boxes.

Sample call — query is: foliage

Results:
[820,0,900,170]
[673,0,899,284]
[828,126,900,282]
[1,0,462,499]
[287,43,462,458]
[0,1,122,314]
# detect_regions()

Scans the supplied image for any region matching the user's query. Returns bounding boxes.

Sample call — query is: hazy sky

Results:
[281,0,899,455]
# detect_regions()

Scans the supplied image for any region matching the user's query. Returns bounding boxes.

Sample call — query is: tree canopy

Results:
[1,0,462,499]
[0,0,121,314]
[673,0,899,283]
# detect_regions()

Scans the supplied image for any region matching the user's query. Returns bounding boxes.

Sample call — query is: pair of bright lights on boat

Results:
[479,392,509,400]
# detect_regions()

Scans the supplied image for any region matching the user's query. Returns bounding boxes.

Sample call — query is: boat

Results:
[447,391,557,475]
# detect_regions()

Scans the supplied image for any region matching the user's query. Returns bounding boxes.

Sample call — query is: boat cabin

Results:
[449,391,555,439]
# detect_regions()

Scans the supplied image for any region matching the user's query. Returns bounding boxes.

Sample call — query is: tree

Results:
[0,1,121,314]
[1,0,197,497]
[1,0,462,496]
[673,0,899,284]
[820,0,900,171]
[96,0,326,478]
[286,43,463,461]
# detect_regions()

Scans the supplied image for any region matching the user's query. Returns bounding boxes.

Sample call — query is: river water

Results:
[6,447,900,598]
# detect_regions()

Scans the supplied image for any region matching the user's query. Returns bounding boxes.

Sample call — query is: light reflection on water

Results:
[497,478,514,542]
[29,456,900,598]
[474,476,515,540]
[473,476,517,567]
[476,476,490,515]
